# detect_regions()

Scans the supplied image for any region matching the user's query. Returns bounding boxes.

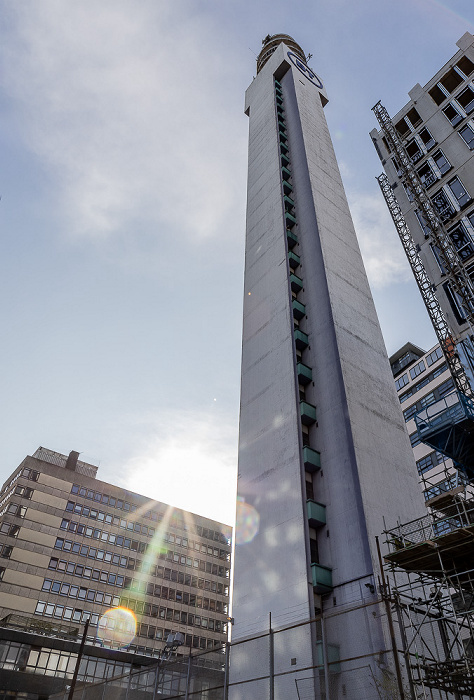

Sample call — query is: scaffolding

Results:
[382,487,474,698]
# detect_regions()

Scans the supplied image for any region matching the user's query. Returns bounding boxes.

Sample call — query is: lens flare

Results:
[97,607,137,648]
[235,498,260,545]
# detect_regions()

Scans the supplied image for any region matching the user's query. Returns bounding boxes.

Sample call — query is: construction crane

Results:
[373,101,474,480]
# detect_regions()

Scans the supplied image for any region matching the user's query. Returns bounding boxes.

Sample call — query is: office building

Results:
[0,446,231,697]
[231,34,425,698]
[371,31,474,379]
[389,341,472,503]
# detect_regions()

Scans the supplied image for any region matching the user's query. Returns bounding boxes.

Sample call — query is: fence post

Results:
[269,612,274,700]
[223,642,230,700]
[184,646,193,700]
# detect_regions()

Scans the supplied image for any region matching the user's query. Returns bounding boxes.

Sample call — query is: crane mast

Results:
[372,101,474,398]
[377,173,473,398]
[372,101,474,337]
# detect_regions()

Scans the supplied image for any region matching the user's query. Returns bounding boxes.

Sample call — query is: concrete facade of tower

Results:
[231,35,426,698]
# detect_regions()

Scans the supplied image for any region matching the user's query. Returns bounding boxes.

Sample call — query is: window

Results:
[403,183,415,203]
[460,124,474,150]
[430,243,447,274]
[449,222,474,261]
[432,190,455,222]
[406,107,422,128]
[395,373,409,391]
[432,150,451,176]
[406,139,423,163]
[415,209,431,237]
[426,346,443,366]
[448,177,471,207]
[0,545,12,559]
[395,117,410,138]
[429,84,446,106]
[410,359,426,380]
[443,282,466,324]
[456,85,474,115]
[419,127,435,150]
[417,162,437,188]
[440,67,464,94]
[457,56,474,78]
[443,103,463,126]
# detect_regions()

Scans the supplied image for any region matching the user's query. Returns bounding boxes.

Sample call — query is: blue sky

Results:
[0,1,473,525]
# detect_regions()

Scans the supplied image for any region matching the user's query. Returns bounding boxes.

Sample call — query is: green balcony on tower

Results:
[300,400,317,425]
[280,142,289,156]
[292,299,306,320]
[316,642,340,672]
[288,250,300,269]
[283,180,293,195]
[276,95,283,105]
[294,329,309,350]
[290,273,303,293]
[285,212,297,228]
[281,153,290,168]
[311,563,333,594]
[278,121,287,134]
[303,446,320,472]
[277,104,284,115]
[287,229,298,249]
[283,194,295,210]
[281,166,291,181]
[306,500,326,528]
[297,362,312,385]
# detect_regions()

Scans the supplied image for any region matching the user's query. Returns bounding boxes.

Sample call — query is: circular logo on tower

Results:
[287,52,324,90]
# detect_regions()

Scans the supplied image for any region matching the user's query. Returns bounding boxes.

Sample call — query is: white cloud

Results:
[110,407,237,526]
[1,1,247,241]
[348,191,412,289]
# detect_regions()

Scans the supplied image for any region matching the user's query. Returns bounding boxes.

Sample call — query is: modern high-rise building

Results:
[370,32,474,380]
[0,447,231,697]
[231,34,425,699]
[389,341,468,502]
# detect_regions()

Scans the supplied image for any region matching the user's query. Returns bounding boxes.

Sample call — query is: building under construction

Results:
[372,31,474,699]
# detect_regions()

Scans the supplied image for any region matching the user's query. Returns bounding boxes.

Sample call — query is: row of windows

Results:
[399,363,447,403]
[426,345,444,367]
[395,373,409,391]
[403,378,455,422]
[70,485,229,545]
[0,522,21,538]
[0,468,39,501]
[135,623,222,650]
[33,601,225,652]
[409,359,426,380]
[49,556,229,597]
[0,640,131,682]
[0,503,27,520]
[423,473,468,501]
[42,579,121,607]
[416,451,445,475]
[124,580,228,614]
[65,501,157,538]
[61,518,229,560]
[49,558,125,586]
[0,484,34,515]
[54,538,230,579]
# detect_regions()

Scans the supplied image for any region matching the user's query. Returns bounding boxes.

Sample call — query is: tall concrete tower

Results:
[231,35,426,699]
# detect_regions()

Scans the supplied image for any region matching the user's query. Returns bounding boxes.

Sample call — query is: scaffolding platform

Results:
[415,390,474,481]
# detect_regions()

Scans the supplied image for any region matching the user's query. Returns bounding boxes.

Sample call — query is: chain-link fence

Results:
[53,598,418,700]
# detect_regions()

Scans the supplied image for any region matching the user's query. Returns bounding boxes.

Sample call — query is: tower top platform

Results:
[257,34,306,73]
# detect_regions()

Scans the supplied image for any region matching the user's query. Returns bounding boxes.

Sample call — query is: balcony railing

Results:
[303,446,320,473]
[290,273,303,293]
[311,563,333,594]
[297,362,312,385]
[292,299,306,320]
[294,329,309,350]
[286,229,298,249]
[288,251,300,269]
[300,401,317,425]
[306,499,326,528]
